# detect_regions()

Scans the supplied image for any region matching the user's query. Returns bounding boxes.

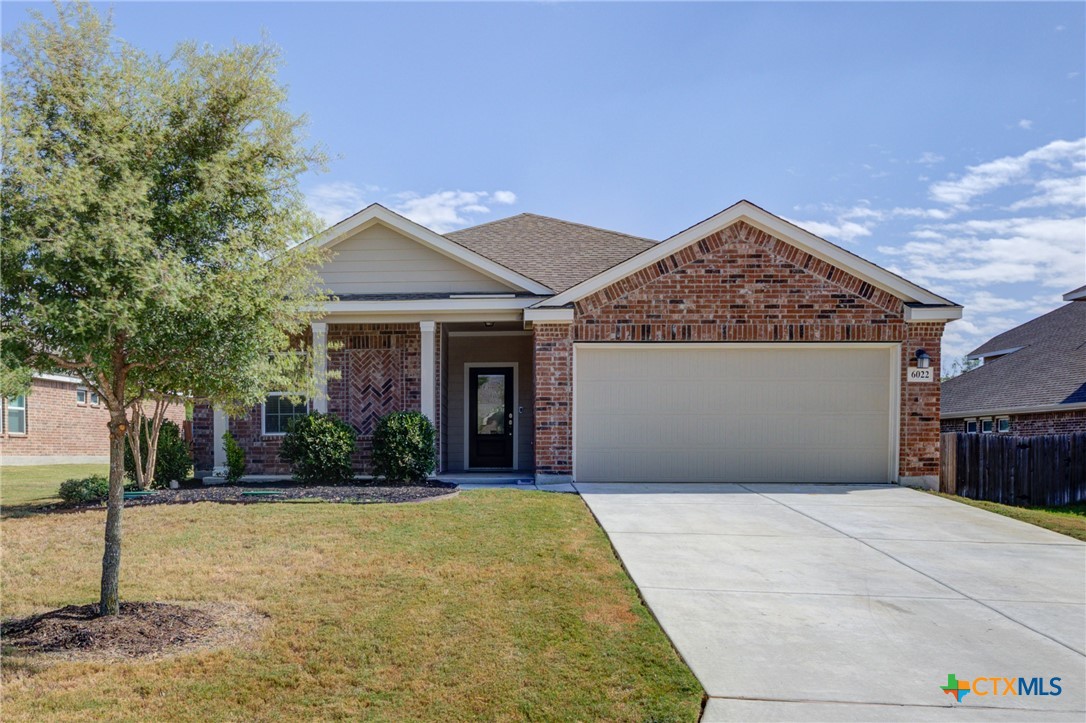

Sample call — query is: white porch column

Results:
[419,320,436,422]
[312,321,328,413]
[212,405,227,468]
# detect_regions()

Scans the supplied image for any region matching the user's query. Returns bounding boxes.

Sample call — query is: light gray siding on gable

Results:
[317,224,515,295]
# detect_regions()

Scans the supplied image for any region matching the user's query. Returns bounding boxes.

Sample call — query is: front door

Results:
[468,366,515,468]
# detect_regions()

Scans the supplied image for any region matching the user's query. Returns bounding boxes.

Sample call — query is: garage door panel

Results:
[574,346,894,484]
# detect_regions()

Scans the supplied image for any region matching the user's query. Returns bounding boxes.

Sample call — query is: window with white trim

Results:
[263,393,308,435]
[980,418,993,434]
[997,417,1010,433]
[6,395,27,435]
[965,419,978,433]
[77,388,87,405]
[90,391,100,406]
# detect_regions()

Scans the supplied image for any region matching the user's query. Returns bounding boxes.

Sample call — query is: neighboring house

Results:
[941,286,1086,436]
[0,375,186,465]
[192,200,962,487]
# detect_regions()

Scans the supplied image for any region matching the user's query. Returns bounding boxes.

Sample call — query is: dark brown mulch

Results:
[58,480,457,512]
[3,602,216,658]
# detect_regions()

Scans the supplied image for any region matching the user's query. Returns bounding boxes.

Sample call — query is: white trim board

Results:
[301,204,553,296]
[536,200,961,315]
[463,362,519,471]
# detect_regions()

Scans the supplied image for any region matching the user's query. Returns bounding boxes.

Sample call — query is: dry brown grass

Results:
[1,488,703,721]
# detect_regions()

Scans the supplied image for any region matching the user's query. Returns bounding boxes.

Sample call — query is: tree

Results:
[941,355,981,382]
[1,2,329,615]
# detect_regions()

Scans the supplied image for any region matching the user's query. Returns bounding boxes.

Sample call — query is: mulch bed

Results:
[50,480,458,512]
[1,601,267,661]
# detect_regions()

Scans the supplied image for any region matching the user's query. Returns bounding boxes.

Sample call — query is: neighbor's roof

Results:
[446,213,657,292]
[942,300,1086,416]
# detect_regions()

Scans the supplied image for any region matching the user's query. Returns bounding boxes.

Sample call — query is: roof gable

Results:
[943,301,1086,416]
[305,204,552,295]
[447,213,656,292]
[535,200,961,319]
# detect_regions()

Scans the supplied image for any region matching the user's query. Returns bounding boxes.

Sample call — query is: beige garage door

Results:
[574,344,896,483]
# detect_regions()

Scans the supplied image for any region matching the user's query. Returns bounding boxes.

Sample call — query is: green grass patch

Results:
[927,491,1086,541]
[1,481,703,721]
[1,464,109,509]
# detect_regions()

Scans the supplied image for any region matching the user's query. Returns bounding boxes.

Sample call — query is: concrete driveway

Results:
[577,483,1086,722]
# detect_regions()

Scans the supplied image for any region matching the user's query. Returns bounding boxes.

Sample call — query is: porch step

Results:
[439,474,534,485]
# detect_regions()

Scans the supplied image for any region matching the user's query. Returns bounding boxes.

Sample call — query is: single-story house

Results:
[941,286,1086,435]
[192,200,962,487]
[0,375,186,465]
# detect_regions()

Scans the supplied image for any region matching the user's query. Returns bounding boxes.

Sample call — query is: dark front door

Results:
[468,366,514,468]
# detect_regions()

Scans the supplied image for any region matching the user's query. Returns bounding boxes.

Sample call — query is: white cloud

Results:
[1008,176,1086,210]
[800,139,1086,372]
[306,181,375,226]
[791,219,874,243]
[928,137,1086,208]
[1018,119,1034,130]
[391,190,518,233]
[916,151,945,166]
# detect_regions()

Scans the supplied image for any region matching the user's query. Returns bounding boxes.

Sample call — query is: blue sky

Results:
[5,2,1085,367]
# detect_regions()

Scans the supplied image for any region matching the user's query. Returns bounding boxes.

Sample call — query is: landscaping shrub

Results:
[58,475,110,504]
[278,412,356,485]
[124,420,191,487]
[372,411,435,483]
[222,430,246,483]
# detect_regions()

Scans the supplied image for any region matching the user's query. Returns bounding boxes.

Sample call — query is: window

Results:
[76,388,87,405]
[90,391,100,406]
[965,419,978,433]
[997,417,1011,433]
[263,393,308,435]
[980,418,993,434]
[6,395,26,435]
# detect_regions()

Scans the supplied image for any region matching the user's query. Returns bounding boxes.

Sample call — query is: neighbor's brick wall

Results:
[0,378,186,461]
[192,403,214,471]
[533,220,946,480]
[942,409,1086,435]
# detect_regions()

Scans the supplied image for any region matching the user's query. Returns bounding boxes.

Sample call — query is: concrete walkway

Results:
[577,483,1086,722]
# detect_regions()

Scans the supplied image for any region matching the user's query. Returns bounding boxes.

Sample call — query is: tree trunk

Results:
[100,414,127,616]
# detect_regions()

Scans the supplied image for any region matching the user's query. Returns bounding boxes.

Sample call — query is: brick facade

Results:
[0,377,186,463]
[194,323,428,476]
[533,221,945,482]
[942,409,1086,436]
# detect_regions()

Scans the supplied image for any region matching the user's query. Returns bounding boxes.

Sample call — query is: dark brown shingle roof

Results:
[942,301,1086,415]
[446,213,656,292]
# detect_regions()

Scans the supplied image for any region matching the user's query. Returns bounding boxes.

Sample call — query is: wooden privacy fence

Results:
[940,432,1086,507]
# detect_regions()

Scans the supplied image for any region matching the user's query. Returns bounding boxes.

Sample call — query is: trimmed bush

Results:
[372,411,435,483]
[58,475,110,504]
[279,412,356,485]
[223,430,246,483]
[124,419,191,488]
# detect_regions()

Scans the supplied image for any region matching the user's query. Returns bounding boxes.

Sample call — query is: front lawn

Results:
[927,491,1086,541]
[1,474,703,721]
[1,463,109,510]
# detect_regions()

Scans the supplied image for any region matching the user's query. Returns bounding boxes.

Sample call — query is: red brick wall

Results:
[942,409,1086,435]
[0,378,186,462]
[533,324,574,477]
[191,324,426,476]
[533,220,945,481]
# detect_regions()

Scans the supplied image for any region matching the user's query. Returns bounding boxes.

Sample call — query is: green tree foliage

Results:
[1,3,329,614]
[279,413,357,485]
[372,411,436,483]
[941,355,981,381]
